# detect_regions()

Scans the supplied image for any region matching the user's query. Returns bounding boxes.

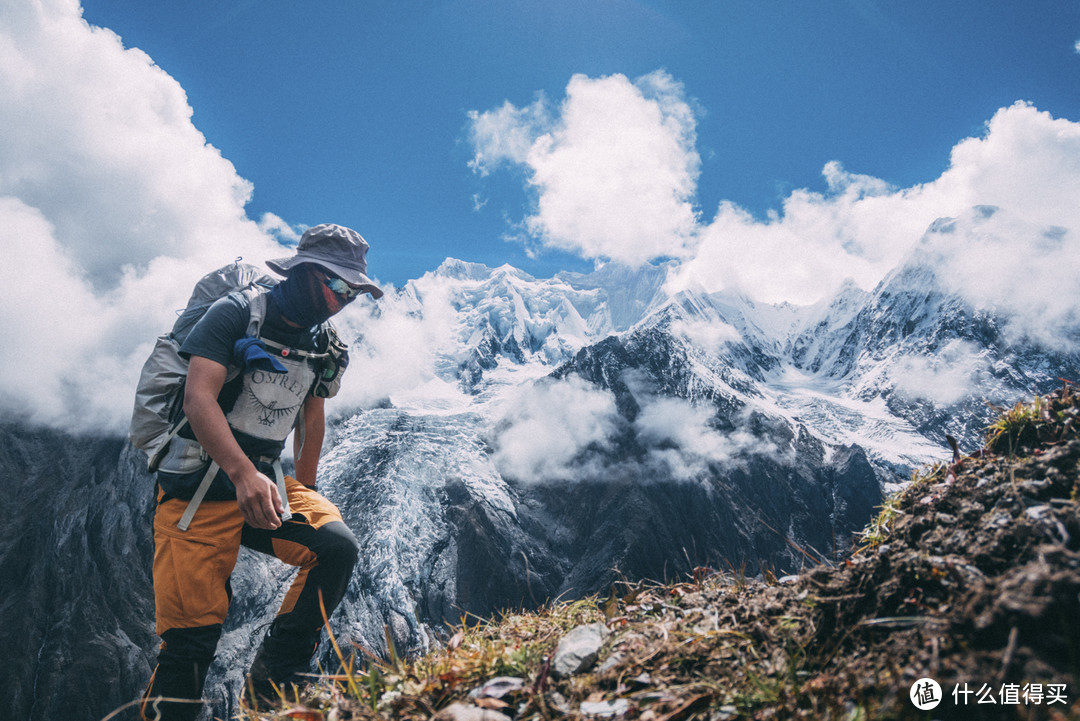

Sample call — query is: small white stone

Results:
[432,701,513,721]
[580,698,630,717]
[552,623,610,677]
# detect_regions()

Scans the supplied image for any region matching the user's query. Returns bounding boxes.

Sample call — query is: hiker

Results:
[140,225,382,721]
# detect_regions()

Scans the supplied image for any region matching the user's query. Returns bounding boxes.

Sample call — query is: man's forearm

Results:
[293,396,325,487]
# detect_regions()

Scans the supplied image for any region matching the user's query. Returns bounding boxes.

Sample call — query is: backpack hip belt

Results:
[176,454,292,532]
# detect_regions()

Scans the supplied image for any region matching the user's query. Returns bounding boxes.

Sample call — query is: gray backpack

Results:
[129,261,277,472]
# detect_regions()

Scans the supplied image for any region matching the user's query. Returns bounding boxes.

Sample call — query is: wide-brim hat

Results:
[267,223,385,299]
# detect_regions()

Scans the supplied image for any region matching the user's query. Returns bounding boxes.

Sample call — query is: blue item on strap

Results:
[232,337,287,373]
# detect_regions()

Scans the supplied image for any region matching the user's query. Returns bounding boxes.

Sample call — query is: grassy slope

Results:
[243,387,1080,721]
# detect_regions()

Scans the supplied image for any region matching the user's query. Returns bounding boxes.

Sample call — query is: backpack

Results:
[129,261,277,472]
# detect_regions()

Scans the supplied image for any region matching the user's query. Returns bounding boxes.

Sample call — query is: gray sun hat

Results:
[267,223,384,299]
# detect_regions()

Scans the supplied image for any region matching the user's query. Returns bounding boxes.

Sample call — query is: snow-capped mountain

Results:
[385,258,671,395]
[784,207,1079,455]
[6,208,1077,721]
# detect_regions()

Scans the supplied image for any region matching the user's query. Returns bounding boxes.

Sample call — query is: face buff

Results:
[270,264,355,328]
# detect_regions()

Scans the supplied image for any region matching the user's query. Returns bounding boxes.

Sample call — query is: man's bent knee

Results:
[318,520,359,569]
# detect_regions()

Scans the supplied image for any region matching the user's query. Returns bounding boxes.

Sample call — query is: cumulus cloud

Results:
[670,317,741,355]
[669,102,1080,312]
[487,376,619,482]
[0,0,289,429]
[484,373,790,485]
[467,97,553,175]
[258,213,305,246]
[469,70,701,265]
[914,206,1080,352]
[327,275,467,413]
[669,164,934,305]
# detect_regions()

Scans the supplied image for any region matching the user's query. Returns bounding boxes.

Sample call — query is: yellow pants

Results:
[143,476,358,721]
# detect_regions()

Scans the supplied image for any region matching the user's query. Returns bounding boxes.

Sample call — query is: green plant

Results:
[985,396,1046,455]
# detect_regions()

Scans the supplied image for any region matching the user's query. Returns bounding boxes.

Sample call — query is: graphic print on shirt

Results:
[226,355,316,442]
[247,385,297,427]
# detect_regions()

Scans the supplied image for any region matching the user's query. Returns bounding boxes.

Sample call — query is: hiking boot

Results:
[243,675,286,711]
[244,625,320,710]
[244,655,311,710]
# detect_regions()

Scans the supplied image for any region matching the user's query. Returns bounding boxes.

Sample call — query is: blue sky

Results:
[77,0,1080,285]
[3,0,1080,428]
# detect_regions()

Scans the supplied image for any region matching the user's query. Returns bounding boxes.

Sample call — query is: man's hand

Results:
[233,467,285,530]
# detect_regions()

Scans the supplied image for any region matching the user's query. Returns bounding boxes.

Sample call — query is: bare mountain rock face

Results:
[0,425,156,721]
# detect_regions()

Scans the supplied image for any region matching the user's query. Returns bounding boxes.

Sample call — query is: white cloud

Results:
[634,396,783,479]
[674,102,1080,310]
[671,102,1080,350]
[0,0,288,430]
[328,275,465,413]
[914,206,1080,352]
[469,70,701,266]
[467,97,553,176]
[670,163,938,305]
[890,339,993,406]
[670,317,741,354]
[487,376,619,482]
[258,213,305,246]
[937,103,1080,230]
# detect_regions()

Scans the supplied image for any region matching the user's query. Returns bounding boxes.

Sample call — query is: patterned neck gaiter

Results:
[269,265,340,329]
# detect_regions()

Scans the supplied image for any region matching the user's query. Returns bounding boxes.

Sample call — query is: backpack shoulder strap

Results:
[243,286,271,337]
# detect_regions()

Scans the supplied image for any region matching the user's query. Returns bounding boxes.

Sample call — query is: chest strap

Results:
[259,337,329,361]
[176,456,292,531]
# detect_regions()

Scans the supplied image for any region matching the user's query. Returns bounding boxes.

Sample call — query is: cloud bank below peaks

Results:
[0,0,291,430]
[469,78,1080,317]
[484,372,791,485]
[487,375,620,482]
